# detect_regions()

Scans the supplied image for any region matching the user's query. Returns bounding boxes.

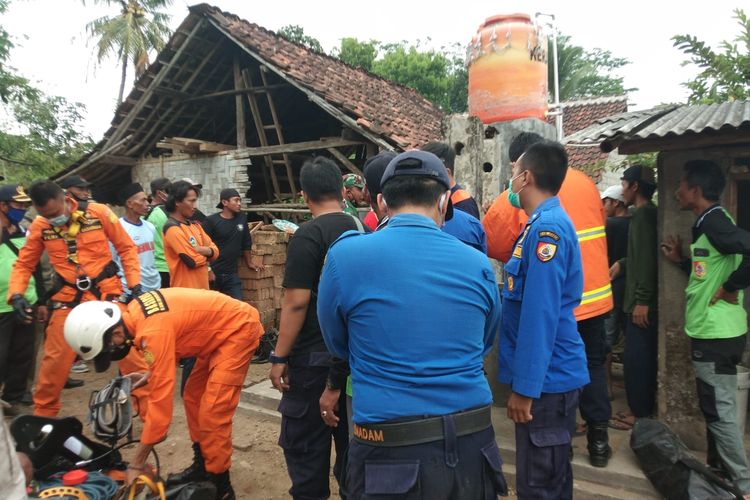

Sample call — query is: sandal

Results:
[608,417,633,430]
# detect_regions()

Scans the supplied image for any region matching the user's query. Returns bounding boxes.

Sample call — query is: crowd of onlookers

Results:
[1,130,749,499]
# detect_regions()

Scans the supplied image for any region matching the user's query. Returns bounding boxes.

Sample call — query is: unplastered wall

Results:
[131,153,252,215]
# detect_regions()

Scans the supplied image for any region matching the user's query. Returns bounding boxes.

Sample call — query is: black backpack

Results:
[630,418,744,500]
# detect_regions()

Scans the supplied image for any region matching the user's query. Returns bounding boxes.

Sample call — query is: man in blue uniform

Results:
[499,140,589,499]
[318,150,507,499]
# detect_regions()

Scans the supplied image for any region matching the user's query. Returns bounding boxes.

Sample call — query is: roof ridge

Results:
[560,95,629,108]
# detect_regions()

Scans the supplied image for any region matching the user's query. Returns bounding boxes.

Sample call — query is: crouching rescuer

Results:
[63,288,264,499]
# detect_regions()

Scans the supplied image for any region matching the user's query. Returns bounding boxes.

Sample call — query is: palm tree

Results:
[85,0,172,105]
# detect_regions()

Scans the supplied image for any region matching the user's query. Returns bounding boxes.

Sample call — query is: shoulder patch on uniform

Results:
[538,230,560,241]
[136,290,169,317]
[536,242,558,262]
[79,218,103,233]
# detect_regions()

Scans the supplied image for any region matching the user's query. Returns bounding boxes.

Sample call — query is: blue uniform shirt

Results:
[498,197,589,398]
[442,209,487,254]
[318,213,501,424]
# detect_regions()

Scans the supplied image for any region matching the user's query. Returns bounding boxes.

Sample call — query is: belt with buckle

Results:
[352,405,491,447]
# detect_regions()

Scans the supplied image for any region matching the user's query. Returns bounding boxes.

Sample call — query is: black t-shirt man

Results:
[202,211,252,275]
[283,212,366,356]
[606,215,630,303]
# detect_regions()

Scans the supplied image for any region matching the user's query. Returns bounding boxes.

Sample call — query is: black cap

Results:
[119,182,145,205]
[0,184,31,203]
[60,175,92,189]
[363,151,397,196]
[216,188,241,209]
[380,150,453,220]
[621,165,656,186]
[150,177,171,195]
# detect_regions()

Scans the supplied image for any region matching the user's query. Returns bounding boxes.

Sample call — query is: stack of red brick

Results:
[240,225,289,331]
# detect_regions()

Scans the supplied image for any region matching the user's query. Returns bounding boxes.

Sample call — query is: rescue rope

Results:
[38,471,118,500]
[88,376,134,445]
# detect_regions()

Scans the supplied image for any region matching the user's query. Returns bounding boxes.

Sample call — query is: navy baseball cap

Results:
[621,165,656,186]
[60,175,92,189]
[363,151,397,196]
[381,150,453,220]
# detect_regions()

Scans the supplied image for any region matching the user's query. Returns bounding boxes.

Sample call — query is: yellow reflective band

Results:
[580,283,613,305]
[576,225,606,242]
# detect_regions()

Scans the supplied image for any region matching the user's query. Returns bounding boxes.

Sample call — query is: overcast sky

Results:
[3,0,743,140]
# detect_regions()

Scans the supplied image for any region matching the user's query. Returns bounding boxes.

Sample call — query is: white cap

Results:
[181,178,203,190]
[601,185,625,203]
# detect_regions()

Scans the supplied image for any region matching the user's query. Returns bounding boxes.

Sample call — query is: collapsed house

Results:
[55,3,444,214]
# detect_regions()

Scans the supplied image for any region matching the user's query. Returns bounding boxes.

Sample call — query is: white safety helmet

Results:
[64,301,122,360]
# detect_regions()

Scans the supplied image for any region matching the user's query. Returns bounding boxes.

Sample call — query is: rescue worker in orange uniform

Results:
[162,180,218,289]
[483,132,615,468]
[7,180,150,417]
[63,288,264,500]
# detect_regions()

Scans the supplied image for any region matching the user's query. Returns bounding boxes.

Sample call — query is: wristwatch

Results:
[269,351,288,364]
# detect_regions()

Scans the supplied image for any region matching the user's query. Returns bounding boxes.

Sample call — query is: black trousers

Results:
[623,312,658,417]
[279,355,349,500]
[0,311,35,402]
[346,424,506,499]
[578,314,612,423]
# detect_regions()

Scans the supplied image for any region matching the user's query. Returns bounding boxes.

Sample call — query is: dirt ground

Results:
[7,361,344,499]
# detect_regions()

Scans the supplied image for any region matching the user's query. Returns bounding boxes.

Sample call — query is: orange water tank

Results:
[468,14,548,123]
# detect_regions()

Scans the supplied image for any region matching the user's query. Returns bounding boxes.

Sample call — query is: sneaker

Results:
[70,360,89,374]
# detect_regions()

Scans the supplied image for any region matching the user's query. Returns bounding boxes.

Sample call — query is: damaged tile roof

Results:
[547,95,628,167]
[193,3,444,150]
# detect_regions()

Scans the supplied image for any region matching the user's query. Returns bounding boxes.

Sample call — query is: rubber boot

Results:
[587,421,612,468]
[166,442,207,486]
[207,470,235,500]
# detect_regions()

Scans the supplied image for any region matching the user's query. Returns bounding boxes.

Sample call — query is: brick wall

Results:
[240,227,289,331]
[131,152,251,215]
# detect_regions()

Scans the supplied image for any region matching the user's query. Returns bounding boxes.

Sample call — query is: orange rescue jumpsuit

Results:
[162,218,218,289]
[483,168,613,320]
[7,199,151,416]
[122,288,263,473]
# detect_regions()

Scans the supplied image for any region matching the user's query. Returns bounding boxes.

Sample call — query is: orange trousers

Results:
[183,328,258,473]
[33,307,151,418]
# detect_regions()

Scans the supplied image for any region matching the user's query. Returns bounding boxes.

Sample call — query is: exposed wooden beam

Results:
[233,56,247,148]
[97,155,137,166]
[242,69,280,199]
[183,84,290,102]
[259,67,297,194]
[105,18,205,148]
[234,138,365,158]
[56,135,133,181]
[153,87,190,100]
[327,147,364,177]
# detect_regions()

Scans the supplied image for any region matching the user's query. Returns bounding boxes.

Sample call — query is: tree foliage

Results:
[0,0,93,184]
[551,35,634,101]
[84,0,172,105]
[673,8,750,104]
[278,24,323,52]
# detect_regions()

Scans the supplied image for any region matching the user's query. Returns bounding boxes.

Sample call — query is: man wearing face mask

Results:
[483,132,614,468]
[0,184,47,416]
[318,151,507,499]
[60,175,93,211]
[499,141,589,499]
[6,180,150,417]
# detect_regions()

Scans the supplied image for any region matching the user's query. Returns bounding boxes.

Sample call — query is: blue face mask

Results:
[507,171,527,209]
[7,207,26,226]
[47,213,69,227]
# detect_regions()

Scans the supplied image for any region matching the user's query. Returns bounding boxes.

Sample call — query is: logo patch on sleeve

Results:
[136,290,169,317]
[507,276,514,291]
[536,242,557,262]
[693,261,707,279]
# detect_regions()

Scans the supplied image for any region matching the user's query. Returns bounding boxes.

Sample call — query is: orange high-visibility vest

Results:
[450,188,472,205]
[483,168,613,321]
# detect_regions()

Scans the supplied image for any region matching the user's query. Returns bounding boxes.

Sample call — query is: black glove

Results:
[11,294,33,322]
[130,284,145,298]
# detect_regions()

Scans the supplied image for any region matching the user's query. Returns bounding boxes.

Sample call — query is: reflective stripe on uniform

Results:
[580,283,613,306]
[576,225,606,243]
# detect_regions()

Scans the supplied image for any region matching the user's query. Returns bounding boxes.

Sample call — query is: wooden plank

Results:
[105,19,204,148]
[183,84,289,102]
[56,135,133,181]
[233,56,247,148]
[199,142,235,153]
[327,148,364,177]
[234,138,365,158]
